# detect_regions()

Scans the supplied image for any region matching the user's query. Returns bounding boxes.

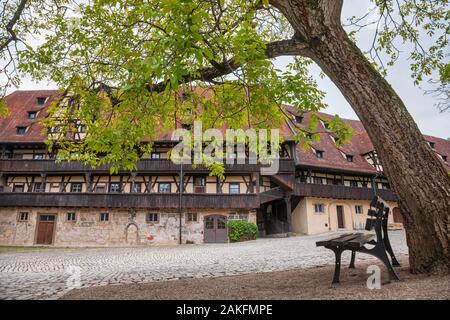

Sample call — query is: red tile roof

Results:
[2,90,449,174]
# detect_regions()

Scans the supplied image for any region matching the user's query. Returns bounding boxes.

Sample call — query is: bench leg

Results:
[349,250,356,269]
[360,246,400,282]
[331,247,343,285]
[382,220,401,267]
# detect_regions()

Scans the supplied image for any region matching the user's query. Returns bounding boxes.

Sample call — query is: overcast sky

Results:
[6,0,450,139]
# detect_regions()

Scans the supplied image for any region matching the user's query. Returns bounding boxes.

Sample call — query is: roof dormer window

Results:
[37,97,47,105]
[442,155,448,162]
[28,111,37,120]
[428,141,435,149]
[295,115,303,124]
[16,126,27,135]
[346,155,354,162]
[316,150,324,159]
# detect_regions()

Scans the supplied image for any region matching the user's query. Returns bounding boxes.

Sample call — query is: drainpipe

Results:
[179,163,183,245]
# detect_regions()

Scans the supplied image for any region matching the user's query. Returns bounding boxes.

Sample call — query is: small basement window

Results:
[187,212,198,222]
[16,126,27,135]
[67,212,76,221]
[28,111,37,120]
[146,213,159,223]
[100,212,109,222]
[314,203,325,214]
[355,205,363,214]
[19,212,29,221]
[37,97,47,105]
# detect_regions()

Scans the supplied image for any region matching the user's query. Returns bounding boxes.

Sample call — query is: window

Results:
[442,155,448,162]
[187,212,198,222]
[33,154,44,160]
[429,142,435,149]
[313,177,323,184]
[146,213,159,223]
[229,182,240,194]
[295,115,303,124]
[346,155,354,162]
[314,203,325,214]
[0,186,3,192]
[133,182,142,193]
[349,181,358,187]
[181,123,191,130]
[34,182,42,193]
[100,212,109,222]
[67,212,76,221]
[151,152,161,159]
[16,126,27,135]
[13,185,24,192]
[71,183,82,193]
[19,212,29,221]
[158,183,171,193]
[109,183,121,193]
[12,153,23,159]
[316,150,324,159]
[28,111,37,120]
[382,183,390,190]
[37,97,47,105]
[355,205,363,214]
[194,176,206,193]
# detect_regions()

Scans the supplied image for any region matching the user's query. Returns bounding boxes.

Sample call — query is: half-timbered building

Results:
[1,90,449,246]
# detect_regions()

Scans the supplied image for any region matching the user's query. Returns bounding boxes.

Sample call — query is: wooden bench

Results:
[316,196,401,285]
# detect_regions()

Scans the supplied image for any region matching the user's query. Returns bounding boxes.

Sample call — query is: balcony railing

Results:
[0,192,260,209]
[294,183,397,201]
[0,158,295,174]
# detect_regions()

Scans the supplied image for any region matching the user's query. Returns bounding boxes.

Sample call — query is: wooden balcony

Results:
[0,159,295,174]
[294,183,397,201]
[0,192,259,209]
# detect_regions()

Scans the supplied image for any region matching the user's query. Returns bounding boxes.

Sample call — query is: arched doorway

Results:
[393,207,403,224]
[204,215,228,243]
[125,223,140,245]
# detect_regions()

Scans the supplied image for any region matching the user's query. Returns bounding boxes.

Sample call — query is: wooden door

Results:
[393,207,403,224]
[204,215,228,243]
[36,215,56,245]
[336,206,345,229]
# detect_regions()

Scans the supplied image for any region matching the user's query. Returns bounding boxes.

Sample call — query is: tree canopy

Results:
[1,0,448,171]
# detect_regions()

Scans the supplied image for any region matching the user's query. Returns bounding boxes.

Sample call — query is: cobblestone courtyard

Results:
[0,231,408,300]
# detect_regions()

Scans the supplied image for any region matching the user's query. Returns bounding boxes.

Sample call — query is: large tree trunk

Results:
[272,0,450,273]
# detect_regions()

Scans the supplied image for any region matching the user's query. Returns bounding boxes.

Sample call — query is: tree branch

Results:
[147,38,309,93]
[0,0,29,51]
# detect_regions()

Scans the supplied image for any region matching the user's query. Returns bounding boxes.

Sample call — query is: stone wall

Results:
[0,207,257,247]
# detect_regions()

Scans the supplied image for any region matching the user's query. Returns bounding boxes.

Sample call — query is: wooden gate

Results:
[393,207,404,224]
[336,206,345,229]
[204,215,228,243]
[36,215,56,245]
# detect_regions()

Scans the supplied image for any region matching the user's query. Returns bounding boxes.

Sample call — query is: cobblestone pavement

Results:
[0,231,408,300]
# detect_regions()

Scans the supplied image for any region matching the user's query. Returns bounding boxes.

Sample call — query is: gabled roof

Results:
[1,90,449,174]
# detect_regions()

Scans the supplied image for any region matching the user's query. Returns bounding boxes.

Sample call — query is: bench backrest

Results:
[365,196,389,231]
